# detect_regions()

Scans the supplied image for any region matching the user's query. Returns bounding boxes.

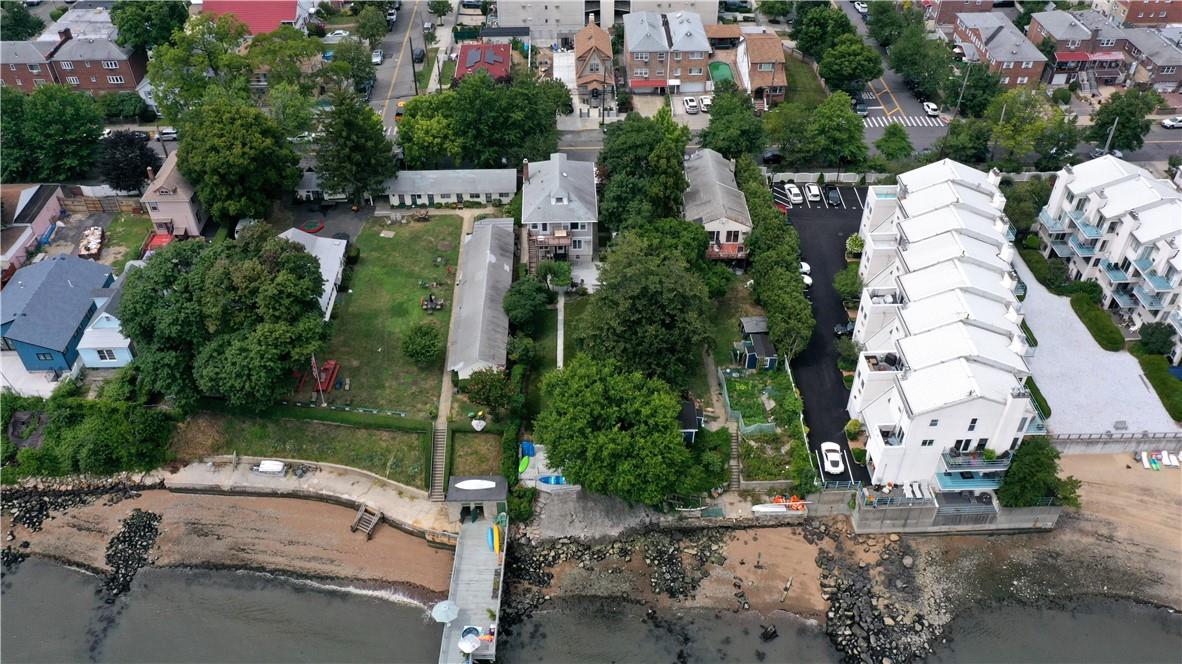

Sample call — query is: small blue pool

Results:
[539,475,567,485]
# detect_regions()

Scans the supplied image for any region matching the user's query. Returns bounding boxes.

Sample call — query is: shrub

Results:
[537,260,571,288]
[50,6,67,21]
[836,337,858,372]
[507,486,536,522]
[1067,80,1080,92]
[845,234,864,256]
[1138,322,1176,356]
[833,264,863,303]
[402,320,443,366]
[1026,376,1052,417]
[307,22,326,37]
[789,437,817,490]
[507,334,536,366]
[997,436,1080,508]
[844,419,863,441]
[464,368,513,413]
[500,418,522,483]
[97,92,147,121]
[851,447,867,464]
[1069,294,1124,351]
[1022,235,1041,250]
[502,277,551,333]
[1051,87,1072,105]
[345,245,361,265]
[1131,344,1182,421]
[740,434,792,481]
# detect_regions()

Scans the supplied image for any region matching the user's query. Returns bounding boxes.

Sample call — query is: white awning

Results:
[667,78,682,86]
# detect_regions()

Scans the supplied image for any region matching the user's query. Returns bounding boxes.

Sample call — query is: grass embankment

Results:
[1130,344,1182,421]
[1025,377,1052,418]
[523,307,558,422]
[784,56,828,107]
[1069,294,1125,351]
[450,432,502,476]
[1020,248,1124,351]
[417,47,440,89]
[303,216,461,416]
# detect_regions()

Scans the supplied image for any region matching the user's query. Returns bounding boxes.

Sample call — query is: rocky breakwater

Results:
[815,524,942,664]
[501,529,731,631]
[100,508,163,600]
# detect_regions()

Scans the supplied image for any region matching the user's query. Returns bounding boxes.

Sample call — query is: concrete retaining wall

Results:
[851,503,1061,534]
[806,490,854,517]
[738,479,795,492]
[1049,432,1182,456]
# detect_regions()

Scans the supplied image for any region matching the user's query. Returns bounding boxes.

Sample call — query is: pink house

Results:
[141,152,208,238]
[1,184,63,282]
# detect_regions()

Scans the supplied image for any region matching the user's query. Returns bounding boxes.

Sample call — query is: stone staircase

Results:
[729,428,741,489]
[429,427,447,501]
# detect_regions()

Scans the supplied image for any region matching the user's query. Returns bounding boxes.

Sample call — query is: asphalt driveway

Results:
[786,186,872,484]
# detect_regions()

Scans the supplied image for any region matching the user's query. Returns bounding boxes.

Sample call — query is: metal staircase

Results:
[429,427,447,501]
[729,428,741,489]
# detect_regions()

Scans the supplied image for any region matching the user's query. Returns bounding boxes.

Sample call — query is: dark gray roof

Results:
[481,26,530,38]
[750,332,776,358]
[95,260,141,322]
[1031,10,1090,41]
[624,11,668,52]
[666,11,709,53]
[522,153,597,225]
[740,316,768,335]
[957,12,1046,63]
[1125,28,1182,66]
[449,219,515,379]
[384,169,517,196]
[52,37,132,61]
[0,41,49,64]
[12,185,59,226]
[679,400,702,431]
[683,148,751,229]
[446,475,508,502]
[1,255,112,352]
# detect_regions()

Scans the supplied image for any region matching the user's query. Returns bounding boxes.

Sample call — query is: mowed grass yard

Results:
[784,56,828,107]
[174,413,428,489]
[100,213,152,274]
[302,215,462,416]
[524,307,559,422]
[451,432,502,477]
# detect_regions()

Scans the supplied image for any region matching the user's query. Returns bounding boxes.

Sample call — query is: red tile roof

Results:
[455,43,512,82]
[203,0,298,35]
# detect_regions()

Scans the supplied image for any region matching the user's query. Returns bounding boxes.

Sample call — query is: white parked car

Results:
[699,95,713,112]
[784,183,804,204]
[800,262,811,275]
[683,96,699,114]
[326,29,350,39]
[804,183,822,202]
[371,49,384,65]
[1162,116,1182,129]
[820,442,845,475]
[802,273,814,288]
[853,1,869,14]
[922,101,940,117]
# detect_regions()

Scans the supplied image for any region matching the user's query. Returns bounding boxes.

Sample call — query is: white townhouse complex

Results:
[1033,156,1182,363]
[847,160,1045,491]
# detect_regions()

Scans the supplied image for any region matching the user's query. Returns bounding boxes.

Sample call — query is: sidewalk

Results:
[167,455,456,537]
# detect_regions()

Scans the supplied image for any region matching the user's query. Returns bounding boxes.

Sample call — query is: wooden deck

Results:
[438,515,506,664]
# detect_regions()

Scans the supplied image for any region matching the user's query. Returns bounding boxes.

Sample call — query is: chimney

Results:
[58,28,72,44]
[146,166,155,182]
[522,158,529,182]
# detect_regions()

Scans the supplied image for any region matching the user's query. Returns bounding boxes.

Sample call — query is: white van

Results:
[156,126,178,141]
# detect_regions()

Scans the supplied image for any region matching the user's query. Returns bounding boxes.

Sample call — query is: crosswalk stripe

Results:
[865,114,949,128]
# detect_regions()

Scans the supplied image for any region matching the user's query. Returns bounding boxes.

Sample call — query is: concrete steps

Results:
[429,427,447,501]
[729,428,741,489]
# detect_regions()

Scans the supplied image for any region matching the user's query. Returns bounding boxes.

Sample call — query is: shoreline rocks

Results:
[100,509,162,600]
[2,476,161,533]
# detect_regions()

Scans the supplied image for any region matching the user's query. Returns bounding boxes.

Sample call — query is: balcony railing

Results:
[1067,235,1096,257]
[706,242,747,260]
[1141,268,1173,292]
[1027,409,1048,434]
[1132,254,1154,274]
[1071,216,1103,239]
[1038,207,1066,232]
[1110,288,1137,309]
[1134,284,1166,310]
[1049,240,1072,258]
[935,472,1004,491]
[1101,260,1131,283]
[532,233,572,247]
[1067,209,1087,224]
[941,450,1012,471]
[1171,311,1182,336]
[1005,222,1017,242]
[878,429,904,447]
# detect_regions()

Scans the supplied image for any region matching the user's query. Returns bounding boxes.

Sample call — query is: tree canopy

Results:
[699,81,765,159]
[866,1,923,48]
[996,437,1080,508]
[534,355,693,506]
[808,92,867,168]
[819,34,883,97]
[119,225,326,411]
[502,277,552,334]
[247,25,323,90]
[934,118,992,163]
[110,0,188,51]
[986,86,1059,160]
[315,90,398,205]
[791,6,854,59]
[1033,114,1080,172]
[0,85,103,183]
[575,233,708,387]
[147,13,252,123]
[596,108,690,231]
[889,26,953,102]
[177,95,300,222]
[1085,89,1163,152]
[357,4,389,48]
[99,131,163,194]
[874,123,913,162]
[763,102,816,168]
[265,81,316,139]
[0,1,45,41]
[942,64,1003,118]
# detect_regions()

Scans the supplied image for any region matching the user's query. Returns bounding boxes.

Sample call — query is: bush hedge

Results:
[1069,294,1124,351]
[1025,377,1052,418]
[1131,345,1182,421]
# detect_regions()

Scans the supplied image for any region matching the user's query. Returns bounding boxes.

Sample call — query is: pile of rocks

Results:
[2,477,158,532]
[1,545,28,573]
[100,509,162,600]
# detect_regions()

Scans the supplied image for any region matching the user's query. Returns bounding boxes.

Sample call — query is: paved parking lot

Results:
[773,181,868,212]
[785,186,872,484]
[669,93,711,130]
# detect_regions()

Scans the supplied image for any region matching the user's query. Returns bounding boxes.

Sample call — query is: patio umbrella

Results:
[458,634,482,654]
[431,600,459,624]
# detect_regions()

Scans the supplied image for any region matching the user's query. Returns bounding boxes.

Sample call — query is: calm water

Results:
[3,559,1180,664]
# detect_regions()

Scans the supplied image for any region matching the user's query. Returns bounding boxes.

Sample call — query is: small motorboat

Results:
[251,460,287,476]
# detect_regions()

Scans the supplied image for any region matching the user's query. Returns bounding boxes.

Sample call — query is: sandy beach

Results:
[3,490,454,603]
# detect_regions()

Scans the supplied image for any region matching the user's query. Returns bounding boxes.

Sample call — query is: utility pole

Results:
[410,36,420,95]
[1102,115,1119,154]
[989,102,1007,162]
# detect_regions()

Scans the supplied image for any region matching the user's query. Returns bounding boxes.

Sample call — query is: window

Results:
[66,76,80,85]
[968,418,978,432]
[27,64,40,73]
[955,439,972,451]
[1099,38,1116,47]
[920,439,934,447]
[689,67,703,75]
[7,64,13,71]
[690,51,704,60]
[107,75,125,84]
[1016,76,1029,84]
[571,239,583,250]
[657,52,665,61]
[1001,76,1010,84]
[148,202,159,211]
[674,51,682,60]
[673,67,681,76]
[96,349,117,361]
[757,63,774,71]
[35,352,54,361]
[1002,61,1014,69]
[725,230,740,243]
[929,419,939,426]
[61,61,74,70]
[635,68,648,78]
[636,52,649,62]
[1161,66,1177,74]
[589,62,600,73]
[571,222,586,231]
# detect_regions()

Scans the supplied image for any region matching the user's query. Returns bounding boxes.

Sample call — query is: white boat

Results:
[456,479,497,490]
[251,460,287,475]
[752,503,790,514]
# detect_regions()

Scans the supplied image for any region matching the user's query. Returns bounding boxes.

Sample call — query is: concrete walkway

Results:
[1013,255,1180,434]
[556,292,565,369]
[701,348,729,430]
[167,455,456,537]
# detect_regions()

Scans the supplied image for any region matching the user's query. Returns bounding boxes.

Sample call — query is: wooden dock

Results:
[350,505,382,540]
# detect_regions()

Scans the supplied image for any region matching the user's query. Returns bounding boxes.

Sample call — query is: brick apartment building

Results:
[1027,10,1127,87]
[1110,0,1182,25]
[953,12,1047,88]
[925,0,995,27]
[623,10,712,94]
[1,42,54,90]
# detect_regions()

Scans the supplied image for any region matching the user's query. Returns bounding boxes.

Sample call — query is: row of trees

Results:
[763,92,868,169]
[596,105,690,231]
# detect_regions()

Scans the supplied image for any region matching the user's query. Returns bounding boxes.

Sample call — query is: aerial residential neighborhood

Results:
[0,1,1180,663]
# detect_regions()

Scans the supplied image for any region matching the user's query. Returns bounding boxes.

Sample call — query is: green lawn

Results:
[562,295,590,360]
[102,214,151,274]
[524,307,559,422]
[451,432,503,476]
[209,415,428,488]
[784,56,828,107]
[417,47,440,89]
[439,56,457,88]
[1131,344,1182,422]
[300,216,462,416]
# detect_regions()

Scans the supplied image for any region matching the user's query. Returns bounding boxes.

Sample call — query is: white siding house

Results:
[278,229,347,321]
[78,261,142,369]
[682,148,751,261]
[522,153,597,266]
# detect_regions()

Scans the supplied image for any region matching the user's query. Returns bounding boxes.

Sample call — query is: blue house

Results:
[0,256,113,375]
[735,316,779,371]
[78,261,142,369]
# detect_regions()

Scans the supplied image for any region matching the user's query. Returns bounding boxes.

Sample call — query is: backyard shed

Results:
[448,218,515,379]
[736,316,778,370]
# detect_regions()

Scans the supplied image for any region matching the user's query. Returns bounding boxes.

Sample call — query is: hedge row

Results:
[1069,294,1125,352]
[1025,377,1052,418]
[1131,345,1182,421]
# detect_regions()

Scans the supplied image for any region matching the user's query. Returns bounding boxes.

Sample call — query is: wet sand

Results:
[4,491,454,602]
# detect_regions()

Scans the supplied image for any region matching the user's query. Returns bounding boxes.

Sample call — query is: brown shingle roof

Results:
[706,23,742,39]
[141,152,195,204]
[744,33,786,91]
[576,22,611,59]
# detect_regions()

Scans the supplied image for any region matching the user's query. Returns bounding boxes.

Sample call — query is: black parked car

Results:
[824,184,841,206]
[761,148,784,165]
[412,47,426,64]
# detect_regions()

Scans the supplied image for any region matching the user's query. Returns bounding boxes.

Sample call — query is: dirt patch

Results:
[99,245,128,268]
[690,527,828,620]
[168,413,228,462]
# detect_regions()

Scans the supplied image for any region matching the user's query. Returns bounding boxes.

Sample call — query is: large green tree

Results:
[110,0,188,51]
[874,122,913,161]
[119,225,326,411]
[808,92,867,168]
[866,1,923,48]
[1085,88,1163,153]
[534,355,692,506]
[791,6,854,59]
[502,277,552,334]
[996,437,1081,508]
[629,218,732,299]
[98,131,163,193]
[0,85,103,182]
[148,13,252,123]
[599,176,655,232]
[1002,176,1054,237]
[600,113,667,178]
[942,64,1003,118]
[265,81,316,138]
[177,96,300,222]
[646,138,688,218]
[330,37,377,93]
[934,118,992,163]
[1034,114,1081,172]
[698,82,765,159]
[0,1,45,41]
[398,92,461,167]
[819,34,884,96]
[248,25,323,90]
[316,91,398,205]
[987,86,1058,160]
[889,26,952,102]
[763,101,816,167]
[357,4,389,49]
[576,233,708,387]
